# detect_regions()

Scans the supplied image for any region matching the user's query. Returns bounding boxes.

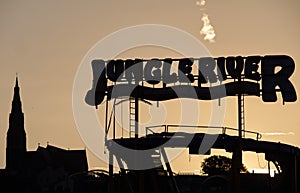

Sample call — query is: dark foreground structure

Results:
[2,127,299,193]
[103,128,300,193]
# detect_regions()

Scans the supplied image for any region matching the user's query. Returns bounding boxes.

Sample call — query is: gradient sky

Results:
[1,0,300,172]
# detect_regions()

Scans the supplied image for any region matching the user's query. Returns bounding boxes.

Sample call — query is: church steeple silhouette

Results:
[6,76,27,170]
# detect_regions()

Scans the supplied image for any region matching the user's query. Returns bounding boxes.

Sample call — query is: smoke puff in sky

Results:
[196,0,216,43]
[196,0,206,7]
[200,13,216,43]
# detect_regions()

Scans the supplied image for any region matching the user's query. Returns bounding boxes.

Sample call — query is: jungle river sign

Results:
[85,55,297,107]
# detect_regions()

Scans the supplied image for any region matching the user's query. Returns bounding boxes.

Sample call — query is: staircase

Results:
[151,149,166,176]
[129,97,135,138]
[241,94,245,137]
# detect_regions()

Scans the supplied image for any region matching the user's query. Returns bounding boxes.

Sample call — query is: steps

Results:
[129,97,135,138]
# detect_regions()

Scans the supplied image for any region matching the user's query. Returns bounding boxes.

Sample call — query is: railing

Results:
[145,125,262,140]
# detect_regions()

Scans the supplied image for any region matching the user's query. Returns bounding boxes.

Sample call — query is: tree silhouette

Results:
[201,155,248,175]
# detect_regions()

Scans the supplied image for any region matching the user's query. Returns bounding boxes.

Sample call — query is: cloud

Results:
[196,0,206,7]
[200,13,216,43]
[261,132,295,136]
[196,1,216,43]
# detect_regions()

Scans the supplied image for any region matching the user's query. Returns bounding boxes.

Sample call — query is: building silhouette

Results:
[1,77,89,193]
[6,77,27,171]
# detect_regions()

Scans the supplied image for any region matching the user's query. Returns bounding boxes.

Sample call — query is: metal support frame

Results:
[231,75,243,193]
[161,148,180,193]
[109,151,114,193]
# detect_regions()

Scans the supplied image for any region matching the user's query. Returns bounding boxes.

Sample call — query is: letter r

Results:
[262,55,297,102]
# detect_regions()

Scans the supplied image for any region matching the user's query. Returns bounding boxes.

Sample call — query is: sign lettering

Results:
[85,55,297,106]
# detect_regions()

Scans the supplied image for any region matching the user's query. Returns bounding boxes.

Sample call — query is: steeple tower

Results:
[6,76,27,170]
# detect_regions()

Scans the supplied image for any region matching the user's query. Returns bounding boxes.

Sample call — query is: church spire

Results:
[11,75,23,114]
[6,76,27,170]
[15,75,19,87]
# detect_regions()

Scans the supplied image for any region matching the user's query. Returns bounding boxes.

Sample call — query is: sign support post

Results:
[232,75,243,193]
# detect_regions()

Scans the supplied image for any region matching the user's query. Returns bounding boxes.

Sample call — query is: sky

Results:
[0,0,300,172]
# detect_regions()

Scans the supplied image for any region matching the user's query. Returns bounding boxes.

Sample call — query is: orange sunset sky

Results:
[1,0,300,172]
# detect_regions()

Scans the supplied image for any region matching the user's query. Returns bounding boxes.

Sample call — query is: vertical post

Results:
[138,171,145,193]
[135,97,139,138]
[134,97,140,192]
[161,148,180,193]
[109,150,113,176]
[293,155,298,193]
[109,150,114,193]
[113,100,116,139]
[232,76,242,193]
[105,98,108,139]
[267,161,271,191]
[238,88,243,139]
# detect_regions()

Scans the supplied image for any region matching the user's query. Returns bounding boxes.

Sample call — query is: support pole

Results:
[238,88,243,139]
[134,97,140,192]
[293,155,298,193]
[161,148,180,193]
[105,99,108,140]
[109,151,114,193]
[113,100,116,139]
[232,76,243,193]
